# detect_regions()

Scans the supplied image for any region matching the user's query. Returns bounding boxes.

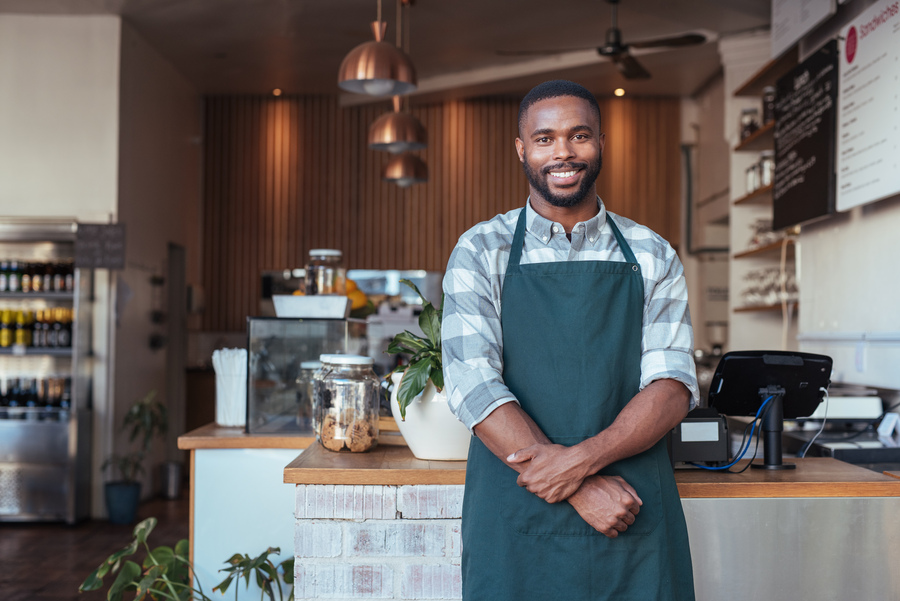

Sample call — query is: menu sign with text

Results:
[75,223,126,269]
[773,40,838,230]
[836,0,900,211]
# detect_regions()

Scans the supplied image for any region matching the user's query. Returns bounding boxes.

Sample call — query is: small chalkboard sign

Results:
[75,223,126,269]
[773,39,838,231]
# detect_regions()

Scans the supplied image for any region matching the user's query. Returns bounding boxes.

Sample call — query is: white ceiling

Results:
[0,0,772,101]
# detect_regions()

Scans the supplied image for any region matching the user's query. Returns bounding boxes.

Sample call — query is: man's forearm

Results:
[514,378,691,499]
[471,401,551,474]
[559,379,691,482]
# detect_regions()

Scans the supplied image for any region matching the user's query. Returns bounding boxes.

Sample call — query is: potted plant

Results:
[103,391,167,524]
[385,279,470,460]
[80,516,294,601]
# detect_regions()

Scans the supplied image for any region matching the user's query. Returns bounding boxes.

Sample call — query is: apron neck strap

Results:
[507,205,639,270]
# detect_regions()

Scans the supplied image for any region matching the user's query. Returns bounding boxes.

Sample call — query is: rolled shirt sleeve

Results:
[442,229,519,431]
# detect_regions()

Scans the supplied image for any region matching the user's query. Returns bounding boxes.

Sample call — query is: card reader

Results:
[668,407,729,467]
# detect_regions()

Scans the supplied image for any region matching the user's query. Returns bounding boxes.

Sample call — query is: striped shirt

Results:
[442,198,699,431]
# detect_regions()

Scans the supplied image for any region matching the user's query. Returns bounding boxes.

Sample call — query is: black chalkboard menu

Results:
[773,39,838,231]
[75,223,126,269]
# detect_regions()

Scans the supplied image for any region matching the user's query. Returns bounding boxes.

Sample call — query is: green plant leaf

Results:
[107,560,141,601]
[174,539,189,558]
[429,358,444,390]
[133,517,157,544]
[107,539,139,570]
[416,304,438,346]
[135,564,166,599]
[386,331,429,354]
[213,574,233,595]
[397,361,431,420]
[280,558,295,585]
[399,278,426,303]
[79,568,104,592]
[145,545,175,569]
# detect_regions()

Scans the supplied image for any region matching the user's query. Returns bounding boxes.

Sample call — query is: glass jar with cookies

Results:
[313,354,380,452]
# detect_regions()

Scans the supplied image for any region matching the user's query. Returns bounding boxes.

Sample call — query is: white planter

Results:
[390,372,471,461]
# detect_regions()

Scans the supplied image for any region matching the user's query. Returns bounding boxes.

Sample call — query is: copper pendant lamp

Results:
[369,95,427,152]
[383,152,427,187]
[337,0,417,96]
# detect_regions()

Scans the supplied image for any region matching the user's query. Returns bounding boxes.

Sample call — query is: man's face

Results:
[515,95,604,208]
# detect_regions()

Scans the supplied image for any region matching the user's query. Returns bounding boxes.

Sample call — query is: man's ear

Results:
[515,138,525,163]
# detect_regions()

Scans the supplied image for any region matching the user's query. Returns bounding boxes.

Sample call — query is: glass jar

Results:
[313,354,379,452]
[746,162,760,194]
[759,151,775,187]
[762,86,776,124]
[305,249,346,296]
[740,108,759,140]
[296,360,321,429]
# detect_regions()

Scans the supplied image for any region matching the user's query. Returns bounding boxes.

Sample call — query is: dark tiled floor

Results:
[0,495,189,601]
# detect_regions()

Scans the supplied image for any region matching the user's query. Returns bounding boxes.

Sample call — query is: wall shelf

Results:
[734,121,774,152]
[0,291,74,301]
[734,302,798,313]
[733,238,795,260]
[734,184,773,206]
[733,46,799,97]
[0,346,73,357]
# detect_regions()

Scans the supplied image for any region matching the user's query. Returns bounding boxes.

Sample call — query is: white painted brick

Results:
[295,521,342,558]
[347,522,446,557]
[296,485,398,520]
[295,563,393,598]
[447,523,462,558]
[401,564,462,600]
[398,485,464,519]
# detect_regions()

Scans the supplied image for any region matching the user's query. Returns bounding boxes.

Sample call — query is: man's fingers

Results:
[507,446,537,464]
[613,476,643,506]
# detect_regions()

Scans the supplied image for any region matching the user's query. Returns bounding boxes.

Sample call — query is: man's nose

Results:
[552,139,575,161]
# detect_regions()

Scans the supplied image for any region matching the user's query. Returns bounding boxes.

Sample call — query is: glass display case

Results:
[246,317,368,434]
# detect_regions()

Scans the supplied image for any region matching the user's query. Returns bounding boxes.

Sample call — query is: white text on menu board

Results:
[837,0,900,211]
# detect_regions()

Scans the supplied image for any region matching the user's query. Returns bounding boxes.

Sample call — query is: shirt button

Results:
[542,235,548,242]
[589,237,595,243]
[552,226,559,233]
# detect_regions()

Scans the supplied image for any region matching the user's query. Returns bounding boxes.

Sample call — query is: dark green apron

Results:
[461,208,694,600]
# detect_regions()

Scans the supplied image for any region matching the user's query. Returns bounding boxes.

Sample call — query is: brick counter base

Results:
[294,484,464,601]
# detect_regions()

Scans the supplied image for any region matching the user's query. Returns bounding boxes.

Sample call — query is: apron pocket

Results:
[500,438,663,537]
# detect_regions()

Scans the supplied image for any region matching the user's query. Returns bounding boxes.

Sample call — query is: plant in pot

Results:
[385,279,470,460]
[103,391,167,525]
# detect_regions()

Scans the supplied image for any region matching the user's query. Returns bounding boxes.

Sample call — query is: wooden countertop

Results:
[284,445,900,498]
[178,422,315,450]
[284,443,466,485]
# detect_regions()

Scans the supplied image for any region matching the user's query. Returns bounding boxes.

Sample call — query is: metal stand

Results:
[752,385,795,470]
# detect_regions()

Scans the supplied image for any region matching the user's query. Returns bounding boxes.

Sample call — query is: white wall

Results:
[792,0,900,391]
[105,22,201,515]
[0,15,120,221]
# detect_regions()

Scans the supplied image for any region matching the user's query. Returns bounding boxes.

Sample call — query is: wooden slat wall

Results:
[202,95,681,331]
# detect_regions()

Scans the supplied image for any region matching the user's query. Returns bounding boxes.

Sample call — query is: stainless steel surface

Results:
[683,497,900,600]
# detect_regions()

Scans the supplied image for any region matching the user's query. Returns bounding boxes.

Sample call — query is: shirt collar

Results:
[525,196,608,245]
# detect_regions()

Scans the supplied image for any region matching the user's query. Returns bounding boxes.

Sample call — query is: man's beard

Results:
[522,153,602,208]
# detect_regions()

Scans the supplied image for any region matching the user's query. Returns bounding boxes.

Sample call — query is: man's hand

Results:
[507,443,588,503]
[567,475,643,538]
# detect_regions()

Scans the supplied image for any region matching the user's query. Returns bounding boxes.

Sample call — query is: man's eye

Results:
[573,134,588,140]
[536,137,551,143]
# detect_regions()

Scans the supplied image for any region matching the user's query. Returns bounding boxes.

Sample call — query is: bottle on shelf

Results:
[0,260,8,293]
[0,309,12,347]
[8,260,21,292]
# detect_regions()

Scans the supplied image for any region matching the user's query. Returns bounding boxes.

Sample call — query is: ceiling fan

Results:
[498,0,707,79]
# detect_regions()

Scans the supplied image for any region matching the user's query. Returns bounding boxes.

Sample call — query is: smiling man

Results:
[442,80,698,600]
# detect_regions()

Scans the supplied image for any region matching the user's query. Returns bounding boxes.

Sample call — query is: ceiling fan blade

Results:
[628,33,707,49]
[612,53,651,79]
[497,45,601,56]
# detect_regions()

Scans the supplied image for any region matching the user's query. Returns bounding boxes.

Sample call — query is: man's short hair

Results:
[518,80,602,136]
